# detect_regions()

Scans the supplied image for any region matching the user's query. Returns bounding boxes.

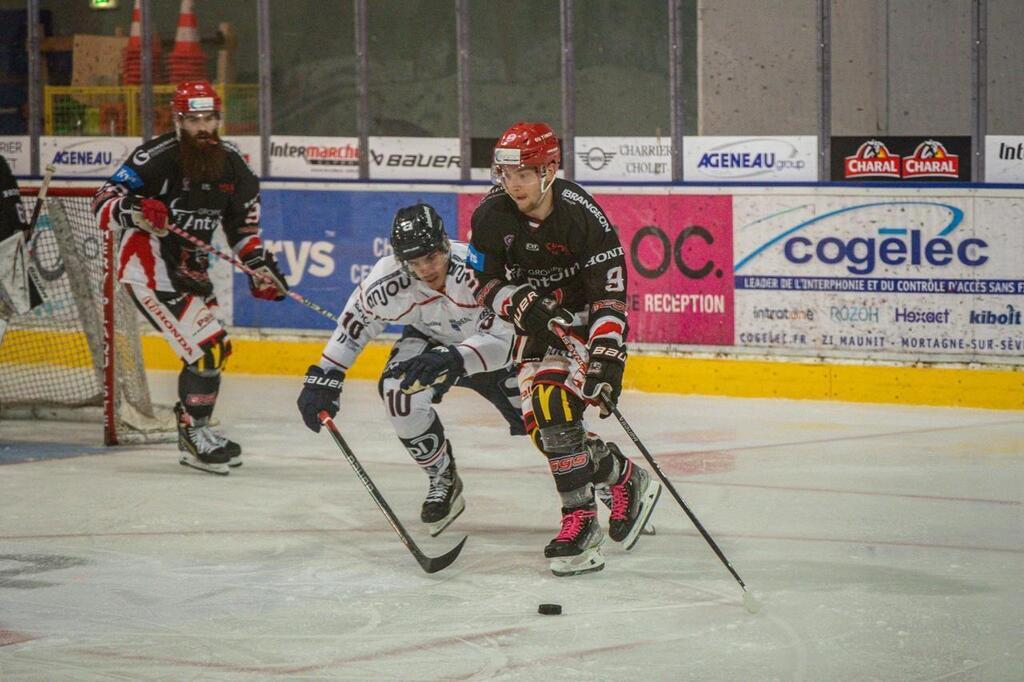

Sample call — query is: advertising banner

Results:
[574,137,672,182]
[830,136,972,181]
[457,192,734,345]
[369,137,461,180]
[234,188,457,330]
[683,136,817,182]
[224,135,261,175]
[269,136,360,179]
[984,135,1024,183]
[0,136,30,174]
[40,136,139,177]
[733,193,1024,358]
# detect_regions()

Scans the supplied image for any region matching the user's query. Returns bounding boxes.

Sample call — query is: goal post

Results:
[0,185,174,445]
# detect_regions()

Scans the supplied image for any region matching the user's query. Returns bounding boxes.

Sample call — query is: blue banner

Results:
[234,189,458,329]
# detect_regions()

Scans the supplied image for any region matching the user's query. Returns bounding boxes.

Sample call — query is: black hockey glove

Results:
[241,244,288,301]
[583,339,626,418]
[507,284,572,348]
[386,346,466,395]
[297,365,345,432]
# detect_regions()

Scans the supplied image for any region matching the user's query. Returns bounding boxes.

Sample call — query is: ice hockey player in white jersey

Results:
[297,203,525,536]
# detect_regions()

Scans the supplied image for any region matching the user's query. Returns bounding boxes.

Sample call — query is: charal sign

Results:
[831,136,971,181]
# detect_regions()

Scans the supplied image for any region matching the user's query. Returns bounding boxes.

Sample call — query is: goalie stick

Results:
[319,411,468,574]
[163,222,339,323]
[26,164,64,282]
[550,323,761,613]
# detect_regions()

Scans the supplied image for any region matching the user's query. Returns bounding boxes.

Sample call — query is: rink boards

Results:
[125,180,1024,411]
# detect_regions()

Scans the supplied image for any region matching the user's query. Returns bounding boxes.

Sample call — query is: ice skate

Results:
[607,454,662,550]
[544,505,605,577]
[175,402,231,475]
[597,486,656,537]
[421,461,465,537]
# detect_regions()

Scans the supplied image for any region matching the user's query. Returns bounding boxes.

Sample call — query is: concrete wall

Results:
[698,0,997,136]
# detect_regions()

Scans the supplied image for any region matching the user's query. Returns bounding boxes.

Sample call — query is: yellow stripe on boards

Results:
[135,335,1024,411]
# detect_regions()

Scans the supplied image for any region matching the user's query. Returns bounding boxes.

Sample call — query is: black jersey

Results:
[468,178,628,349]
[92,133,261,288]
[0,155,28,243]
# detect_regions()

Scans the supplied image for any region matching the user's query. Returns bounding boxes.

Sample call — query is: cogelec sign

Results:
[736,200,989,277]
[683,136,817,182]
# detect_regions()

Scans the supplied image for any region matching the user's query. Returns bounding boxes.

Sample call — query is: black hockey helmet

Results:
[390,203,450,265]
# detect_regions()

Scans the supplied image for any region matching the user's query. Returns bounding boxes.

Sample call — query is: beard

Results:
[179,128,227,182]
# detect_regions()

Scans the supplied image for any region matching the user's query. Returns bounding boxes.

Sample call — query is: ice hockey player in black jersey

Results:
[467,121,662,576]
[93,80,289,475]
[297,203,525,537]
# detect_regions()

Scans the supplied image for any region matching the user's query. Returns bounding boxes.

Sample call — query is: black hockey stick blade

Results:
[319,412,467,574]
[418,533,468,574]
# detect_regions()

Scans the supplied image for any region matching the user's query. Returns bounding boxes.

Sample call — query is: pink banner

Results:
[457,192,734,345]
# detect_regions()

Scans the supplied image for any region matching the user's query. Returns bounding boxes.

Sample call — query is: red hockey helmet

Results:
[493,121,561,170]
[171,80,221,116]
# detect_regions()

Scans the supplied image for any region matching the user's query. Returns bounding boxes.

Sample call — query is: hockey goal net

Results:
[0,186,174,444]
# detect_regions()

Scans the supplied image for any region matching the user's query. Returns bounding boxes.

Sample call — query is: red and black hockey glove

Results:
[583,338,626,417]
[122,196,169,237]
[240,242,288,301]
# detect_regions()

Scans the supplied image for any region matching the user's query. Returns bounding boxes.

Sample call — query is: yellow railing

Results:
[44,84,258,137]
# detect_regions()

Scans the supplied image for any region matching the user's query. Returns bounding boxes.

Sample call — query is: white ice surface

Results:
[1,371,1022,680]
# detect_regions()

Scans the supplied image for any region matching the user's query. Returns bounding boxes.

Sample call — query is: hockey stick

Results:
[550,324,761,613]
[26,164,65,281]
[163,222,339,322]
[318,412,468,574]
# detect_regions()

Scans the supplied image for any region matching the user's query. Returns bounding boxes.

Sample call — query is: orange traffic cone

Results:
[121,0,163,85]
[166,0,207,83]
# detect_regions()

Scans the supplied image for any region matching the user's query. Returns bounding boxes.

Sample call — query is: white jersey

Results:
[319,241,514,376]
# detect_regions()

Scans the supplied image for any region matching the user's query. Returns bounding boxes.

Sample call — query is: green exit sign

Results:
[89,0,119,9]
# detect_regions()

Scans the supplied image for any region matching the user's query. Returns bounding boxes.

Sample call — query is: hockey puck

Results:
[538,603,562,615]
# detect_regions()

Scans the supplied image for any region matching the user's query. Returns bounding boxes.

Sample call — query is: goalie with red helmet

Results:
[92,80,289,475]
[467,121,662,576]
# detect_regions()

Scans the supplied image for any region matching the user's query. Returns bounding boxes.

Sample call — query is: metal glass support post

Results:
[27,0,41,175]
[971,0,987,182]
[355,0,369,180]
[560,0,575,180]
[817,0,832,182]
[669,0,685,182]
[140,0,154,141]
[456,0,471,182]
[257,0,272,177]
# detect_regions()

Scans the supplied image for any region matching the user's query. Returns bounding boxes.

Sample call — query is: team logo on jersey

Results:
[112,164,144,190]
[503,235,515,248]
[466,243,486,270]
